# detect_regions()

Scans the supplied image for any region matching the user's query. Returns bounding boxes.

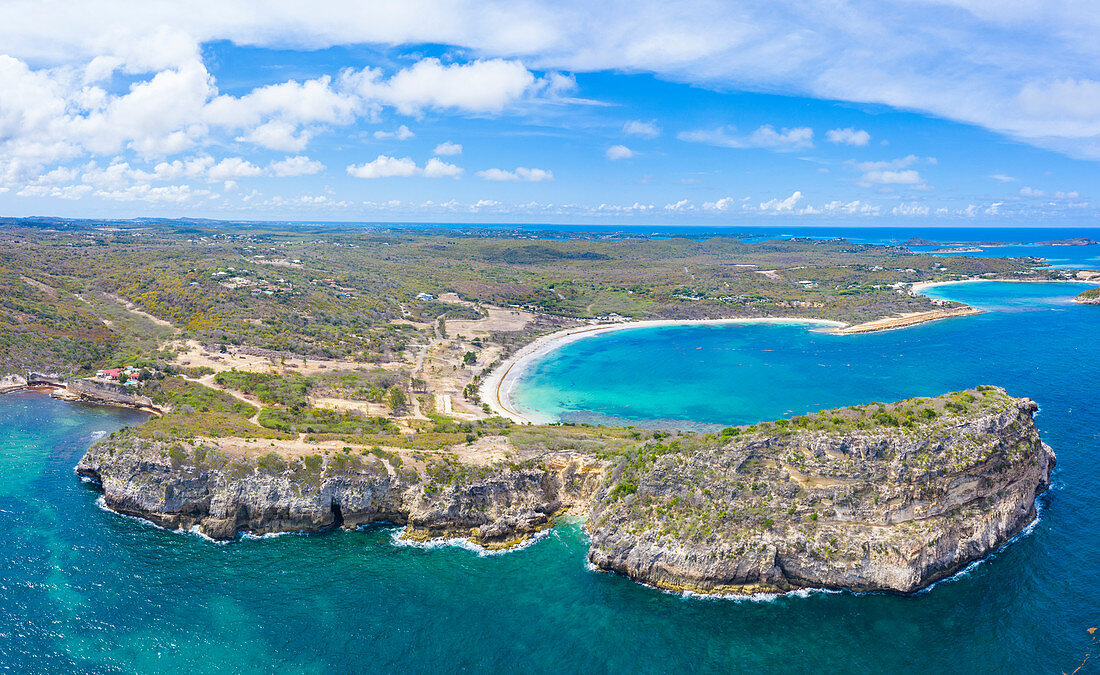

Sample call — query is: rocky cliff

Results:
[76,441,603,547]
[77,387,1054,595]
[55,379,156,410]
[588,387,1054,594]
[1076,288,1100,305]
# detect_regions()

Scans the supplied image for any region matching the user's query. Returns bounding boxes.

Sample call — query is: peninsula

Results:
[77,387,1054,595]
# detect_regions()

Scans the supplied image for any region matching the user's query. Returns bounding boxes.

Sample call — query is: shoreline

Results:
[480,317,847,424]
[0,377,162,416]
[482,277,1100,424]
[910,276,1100,294]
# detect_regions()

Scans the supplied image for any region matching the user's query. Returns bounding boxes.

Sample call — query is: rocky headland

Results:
[1075,288,1100,305]
[1,373,157,412]
[77,387,1054,595]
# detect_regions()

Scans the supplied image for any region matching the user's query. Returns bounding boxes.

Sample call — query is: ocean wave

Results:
[89,430,107,440]
[95,496,230,545]
[388,526,550,557]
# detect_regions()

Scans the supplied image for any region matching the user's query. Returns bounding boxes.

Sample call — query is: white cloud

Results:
[606,144,634,160]
[4,2,1100,158]
[433,141,462,156]
[823,199,880,215]
[825,127,870,146]
[235,121,313,152]
[624,120,660,138]
[758,191,804,212]
[678,125,814,151]
[422,157,464,178]
[702,197,738,212]
[268,155,324,177]
[1019,186,1046,198]
[476,167,554,182]
[853,155,932,171]
[342,58,541,115]
[373,124,414,140]
[859,169,924,186]
[346,154,462,179]
[891,202,930,216]
[1055,190,1079,199]
[990,173,1015,182]
[207,157,263,181]
[347,155,419,179]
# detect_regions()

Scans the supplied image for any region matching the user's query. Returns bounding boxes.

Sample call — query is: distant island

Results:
[904,237,1097,249]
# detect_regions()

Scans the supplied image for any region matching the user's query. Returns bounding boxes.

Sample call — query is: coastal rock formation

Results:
[588,388,1054,594]
[1076,288,1100,305]
[77,387,1054,595]
[56,379,155,410]
[76,442,603,547]
[0,374,28,394]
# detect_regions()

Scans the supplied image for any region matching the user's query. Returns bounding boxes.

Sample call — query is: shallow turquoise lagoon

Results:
[3,280,1099,673]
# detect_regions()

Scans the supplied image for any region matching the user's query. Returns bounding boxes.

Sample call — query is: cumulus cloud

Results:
[891,202,931,216]
[268,155,324,177]
[433,141,462,156]
[235,121,313,152]
[476,167,553,181]
[346,155,419,179]
[1019,186,1046,198]
[757,191,804,212]
[825,127,870,146]
[341,58,544,115]
[346,154,462,179]
[678,125,814,151]
[373,124,414,140]
[623,120,660,138]
[702,197,739,212]
[606,144,634,160]
[422,157,464,178]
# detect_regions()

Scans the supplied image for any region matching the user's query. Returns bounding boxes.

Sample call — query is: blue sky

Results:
[1,1,1099,225]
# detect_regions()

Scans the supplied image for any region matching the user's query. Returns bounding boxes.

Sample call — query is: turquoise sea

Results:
[4,281,1100,671]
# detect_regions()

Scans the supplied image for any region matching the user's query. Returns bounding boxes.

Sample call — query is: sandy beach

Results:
[911,275,1100,294]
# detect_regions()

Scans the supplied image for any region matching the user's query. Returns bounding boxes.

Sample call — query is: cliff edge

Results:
[77,387,1054,595]
[588,387,1054,594]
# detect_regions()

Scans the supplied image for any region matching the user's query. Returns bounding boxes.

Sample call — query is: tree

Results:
[437,316,447,338]
[386,385,407,414]
[463,351,477,365]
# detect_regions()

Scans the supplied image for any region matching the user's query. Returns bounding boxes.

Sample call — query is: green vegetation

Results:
[214,371,312,408]
[0,219,1052,376]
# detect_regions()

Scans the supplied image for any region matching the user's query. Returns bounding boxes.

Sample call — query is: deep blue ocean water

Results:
[4,259,1100,671]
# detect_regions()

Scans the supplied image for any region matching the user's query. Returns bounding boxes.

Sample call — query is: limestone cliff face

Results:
[76,442,603,546]
[76,387,1054,595]
[59,379,155,410]
[587,391,1054,594]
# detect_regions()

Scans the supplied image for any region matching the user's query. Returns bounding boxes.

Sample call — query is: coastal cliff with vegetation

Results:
[1076,287,1100,304]
[77,386,1054,595]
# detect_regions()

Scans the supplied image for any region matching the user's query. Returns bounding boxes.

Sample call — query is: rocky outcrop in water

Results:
[77,387,1054,595]
[1076,288,1100,305]
[587,388,1054,594]
[55,379,155,410]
